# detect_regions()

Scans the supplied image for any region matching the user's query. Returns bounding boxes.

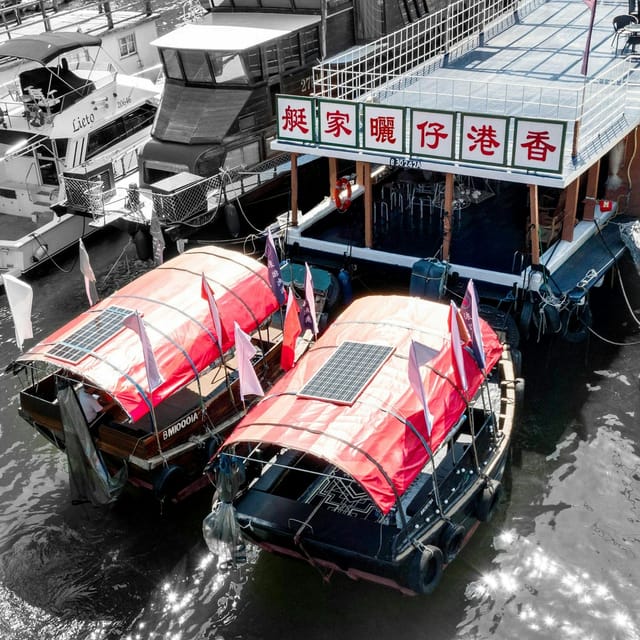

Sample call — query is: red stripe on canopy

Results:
[18,246,279,422]
[224,295,503,514]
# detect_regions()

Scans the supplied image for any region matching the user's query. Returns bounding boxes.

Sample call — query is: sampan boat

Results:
[204,292,521,595]
[11,246,297,505]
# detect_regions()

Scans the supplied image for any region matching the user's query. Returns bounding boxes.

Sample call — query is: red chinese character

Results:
[282,105,309,134]
[521,130,556,162]
[416,120,448,149]
[467,124,500,156]
[325,110,352,138]
[370,116,396,144]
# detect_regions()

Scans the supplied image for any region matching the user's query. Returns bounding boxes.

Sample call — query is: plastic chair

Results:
[612,14,638,55]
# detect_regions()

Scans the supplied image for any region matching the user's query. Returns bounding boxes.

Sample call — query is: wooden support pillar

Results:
[583,161,600,221]
[561,177,580,242]
[356,161,365,186]
[529,184,540,265]
[363,162,372,248]
[442,173,455,261]
[290,153,298,227]
[329,157,337,199]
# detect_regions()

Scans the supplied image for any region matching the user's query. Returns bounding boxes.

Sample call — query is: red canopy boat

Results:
[14,246,288,504]
[204,292,521,595]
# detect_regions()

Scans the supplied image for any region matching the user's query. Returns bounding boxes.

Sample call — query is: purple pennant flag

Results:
[123,311,163,392]
[460,279,486,371]
[265,229,286,306]
[408,339,438,435]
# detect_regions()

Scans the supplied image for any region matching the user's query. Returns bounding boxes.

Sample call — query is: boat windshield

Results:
[161,48,249,85]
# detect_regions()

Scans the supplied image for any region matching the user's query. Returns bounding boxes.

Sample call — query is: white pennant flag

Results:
[79,239,98,307]
[3,274,33,351]
[234,321,264,400]
[123,311,163,392]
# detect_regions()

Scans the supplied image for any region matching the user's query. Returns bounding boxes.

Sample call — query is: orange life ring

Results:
[333,177,352,212]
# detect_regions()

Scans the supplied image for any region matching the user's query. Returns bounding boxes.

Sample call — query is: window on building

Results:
[119,33,137,58]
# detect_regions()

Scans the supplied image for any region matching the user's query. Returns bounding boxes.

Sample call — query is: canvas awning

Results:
[17,246,279,422]
[224,295,503,514]
[0,32,102,64]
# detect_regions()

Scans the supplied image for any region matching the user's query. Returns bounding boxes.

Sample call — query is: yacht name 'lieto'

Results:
[72,113,96,132]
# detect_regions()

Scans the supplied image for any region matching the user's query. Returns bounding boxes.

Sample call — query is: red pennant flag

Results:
[449,301,468,394]
[281,286,302,371]
[460,279,486,370]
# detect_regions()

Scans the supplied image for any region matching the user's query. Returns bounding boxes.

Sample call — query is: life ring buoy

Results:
[333,177,352,212]
[474,479,502,523]
[440,522,466,563]
[404,545,444,594]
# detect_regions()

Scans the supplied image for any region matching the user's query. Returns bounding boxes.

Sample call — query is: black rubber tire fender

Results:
[474,479,502,523]
[404,545,444,595]
[440,522,466,564]
[153,464,187,501]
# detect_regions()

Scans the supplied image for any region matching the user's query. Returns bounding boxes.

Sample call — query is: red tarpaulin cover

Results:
[18,246,279,422]
[224,295,503,514]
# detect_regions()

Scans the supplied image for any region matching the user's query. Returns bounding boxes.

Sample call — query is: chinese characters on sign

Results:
[512,119,565,172]
[277,96,315,142]
[363,104,405,154]
[459,114,509,166]
[275,95,566,173]
[411,109,455,159]
[318,100,358,147]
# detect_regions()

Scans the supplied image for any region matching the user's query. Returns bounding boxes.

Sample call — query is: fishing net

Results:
[58,379,127,505]
[619,220,640,274]
[202,455,246,569]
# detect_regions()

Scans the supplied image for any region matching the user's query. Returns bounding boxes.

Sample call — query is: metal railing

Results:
[63,151,299,226]
[312,0,542,100]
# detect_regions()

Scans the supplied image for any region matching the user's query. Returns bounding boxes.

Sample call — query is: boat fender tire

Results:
[405,545,444,595]
[543,304,562,334]
[153,464,187,502]
[325,273,341,310]
[133,228,153,261]
[224,203,241,238]
[440,522,466,563]
[333,177,352,212]
[562,304,592,343]
[515,377,525,407]
[518,298,534,342]
[510,347,522,378]
[474,479,502,523]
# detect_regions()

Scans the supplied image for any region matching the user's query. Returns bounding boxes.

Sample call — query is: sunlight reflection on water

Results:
[459,421,640,640]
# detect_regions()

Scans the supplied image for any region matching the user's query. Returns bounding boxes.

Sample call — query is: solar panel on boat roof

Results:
[299,341,394,405]
[49,306,134,364]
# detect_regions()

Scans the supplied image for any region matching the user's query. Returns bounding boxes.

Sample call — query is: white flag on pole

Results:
[79,239,98,306]
[3,274,33,351]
